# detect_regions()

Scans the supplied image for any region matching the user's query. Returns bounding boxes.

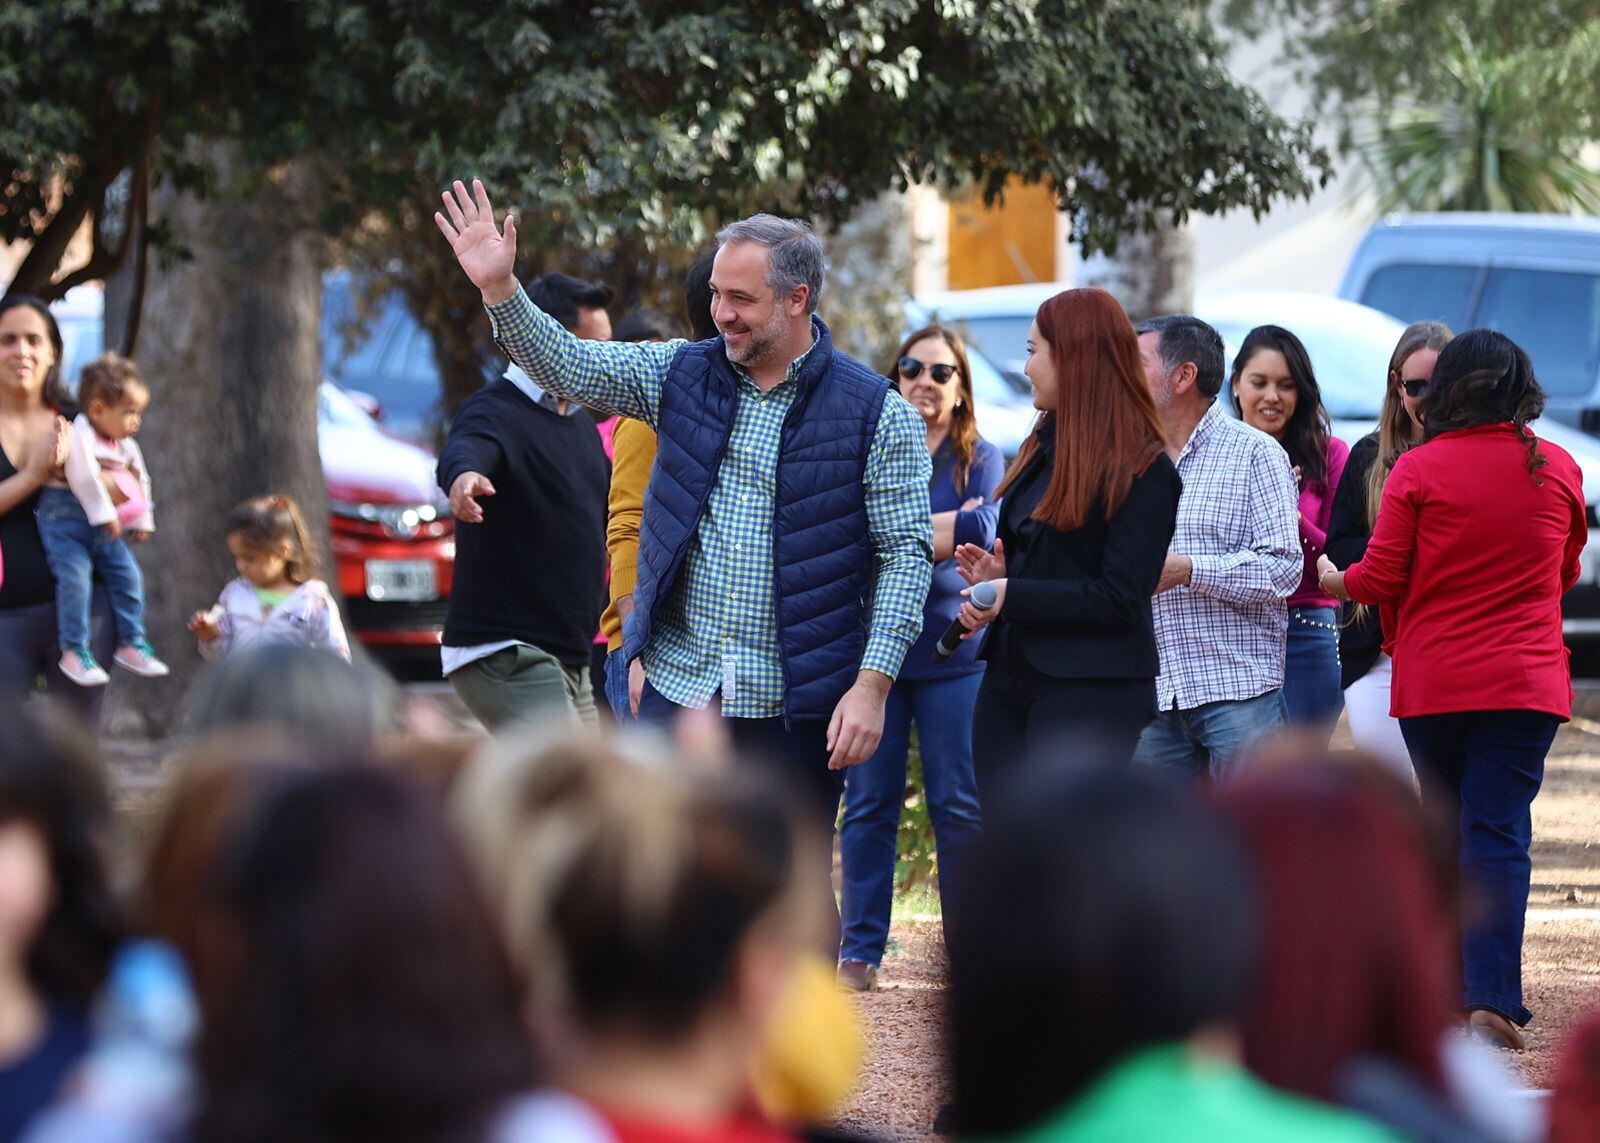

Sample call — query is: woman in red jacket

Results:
[1317,329,1586,1050]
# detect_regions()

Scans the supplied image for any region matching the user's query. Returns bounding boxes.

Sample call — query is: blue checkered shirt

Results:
[485,287,933,718]
[1153,401,1302,710]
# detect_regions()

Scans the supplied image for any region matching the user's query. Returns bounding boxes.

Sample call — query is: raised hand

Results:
[954,537,1006,585]
[433,179,519,304]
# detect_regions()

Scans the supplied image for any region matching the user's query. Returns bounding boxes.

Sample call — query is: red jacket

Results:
[1343,423,1585,719]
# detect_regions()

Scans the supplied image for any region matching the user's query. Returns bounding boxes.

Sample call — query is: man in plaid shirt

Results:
[1132,316,1301,779]
[434,180,933,826]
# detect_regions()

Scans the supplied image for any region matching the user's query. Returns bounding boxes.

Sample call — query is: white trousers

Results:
[1344,653,1417,785]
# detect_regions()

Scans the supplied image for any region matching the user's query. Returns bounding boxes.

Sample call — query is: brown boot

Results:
[836,960,878,992]
[1466,1008,1526,1051]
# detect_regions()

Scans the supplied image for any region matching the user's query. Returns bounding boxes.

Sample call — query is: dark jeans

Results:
[635,679,846,953]
[839,672,984,967]
[971,638,1156,806]
[0,591,114,726]
[1284,606,1344,740]
[634,680,845,832]
[603,647,635,726]
[36,487,145,649]
[1400,709,1560,1026]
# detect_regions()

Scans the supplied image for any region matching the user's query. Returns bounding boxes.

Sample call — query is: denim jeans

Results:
[1132,689,1287,781]
[35,487,145,650]
[1400,710,1560,1026]
[839,672,984,967]
[1284,606,1344,739]
[603,647,634,725]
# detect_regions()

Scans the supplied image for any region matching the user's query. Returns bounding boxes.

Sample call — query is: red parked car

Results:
[318,383,453,662]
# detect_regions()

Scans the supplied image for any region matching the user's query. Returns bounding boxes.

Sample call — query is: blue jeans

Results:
[1400,710,1560,1026]
[35,487,145,650]
[1284,606,1344,738]
[603,647,634,725]
[839,673,984,967]
[1132,689,1287,781]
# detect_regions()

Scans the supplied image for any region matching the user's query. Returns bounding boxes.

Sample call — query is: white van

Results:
[1339,213,1600,433]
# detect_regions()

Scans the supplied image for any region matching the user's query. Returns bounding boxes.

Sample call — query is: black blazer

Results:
[1324,432,1383,688]
[986,449,1181,679]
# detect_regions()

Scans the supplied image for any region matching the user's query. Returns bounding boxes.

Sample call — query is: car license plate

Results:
[365,560,437,602]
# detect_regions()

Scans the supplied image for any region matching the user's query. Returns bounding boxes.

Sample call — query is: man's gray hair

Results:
[715,214,826,314]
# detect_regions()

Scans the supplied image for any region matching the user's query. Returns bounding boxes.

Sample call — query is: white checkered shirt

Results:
[485,287,932,718]
[1153,401,1301,710]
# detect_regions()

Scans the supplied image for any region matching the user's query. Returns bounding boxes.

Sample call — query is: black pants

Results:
[0,590,114,728]
[971,636,1155,808]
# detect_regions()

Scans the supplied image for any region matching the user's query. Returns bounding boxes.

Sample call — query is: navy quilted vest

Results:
[625,319,890,718]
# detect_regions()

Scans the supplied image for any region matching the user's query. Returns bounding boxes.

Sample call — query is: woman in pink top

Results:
[1229,325,1349,740]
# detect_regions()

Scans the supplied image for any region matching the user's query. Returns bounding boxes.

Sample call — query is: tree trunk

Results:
[105,144,331,737]
[1080,214,1196,324]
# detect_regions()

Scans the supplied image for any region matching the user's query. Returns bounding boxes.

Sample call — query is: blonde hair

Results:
[452,733,797,1037]
[1366,322,1453,531]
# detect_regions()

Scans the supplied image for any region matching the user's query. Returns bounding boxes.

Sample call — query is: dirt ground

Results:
[836,718,1600,1139]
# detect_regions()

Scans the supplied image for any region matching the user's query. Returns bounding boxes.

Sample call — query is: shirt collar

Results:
[1177,400,1225,462]
[504,364,583,416]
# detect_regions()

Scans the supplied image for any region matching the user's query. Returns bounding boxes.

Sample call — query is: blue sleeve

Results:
[953,439,1008,549]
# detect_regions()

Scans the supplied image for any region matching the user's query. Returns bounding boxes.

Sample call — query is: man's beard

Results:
[1150,369,1176,411]
[724,305,790,369]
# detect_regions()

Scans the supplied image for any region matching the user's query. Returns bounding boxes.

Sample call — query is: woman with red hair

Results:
[954,288,1179,795]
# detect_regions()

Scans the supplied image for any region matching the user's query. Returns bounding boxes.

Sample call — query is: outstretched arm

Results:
[434,179,682,424]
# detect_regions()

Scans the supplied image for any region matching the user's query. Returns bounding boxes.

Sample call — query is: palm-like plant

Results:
[1361,16,1600,214]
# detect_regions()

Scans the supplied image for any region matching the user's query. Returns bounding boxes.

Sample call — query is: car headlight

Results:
[329,501,441,540]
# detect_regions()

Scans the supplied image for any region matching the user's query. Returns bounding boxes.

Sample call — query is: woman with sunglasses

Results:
[1227,325,1349,741]
[953,289,1179,796]
[1325,322,1452,778]
[1318,330,1586,1050]
[836,325,1003,992]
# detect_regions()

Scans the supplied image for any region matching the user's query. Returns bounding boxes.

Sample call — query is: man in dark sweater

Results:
[437,273,612,730]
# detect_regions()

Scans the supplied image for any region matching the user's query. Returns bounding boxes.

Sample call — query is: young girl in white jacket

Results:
[187,495,350,661]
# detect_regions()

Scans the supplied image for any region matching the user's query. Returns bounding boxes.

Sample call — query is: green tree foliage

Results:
[1222,0,1600,213]
[5,0,1327,295]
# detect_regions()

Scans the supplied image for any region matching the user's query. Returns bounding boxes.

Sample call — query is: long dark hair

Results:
[888,325,982,495]
[994,289,1166,531]
[0,699,121,1006]
[1229,324,1332,487]
[948,769,1257,1135]
[0,294,71,410]
[1421,329,1548,479]
[194,767,535,1143]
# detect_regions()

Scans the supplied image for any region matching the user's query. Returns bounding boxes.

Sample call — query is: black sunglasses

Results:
[1401,377,1430,398]
[898,356,958,384]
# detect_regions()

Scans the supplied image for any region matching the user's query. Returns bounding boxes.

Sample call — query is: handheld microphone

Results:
[933,580,999,662]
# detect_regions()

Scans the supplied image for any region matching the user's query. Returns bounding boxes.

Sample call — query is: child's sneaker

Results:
[114,641,170,678]
[60,647,110,687]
